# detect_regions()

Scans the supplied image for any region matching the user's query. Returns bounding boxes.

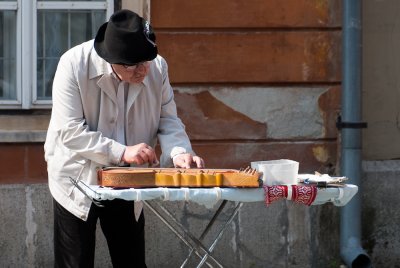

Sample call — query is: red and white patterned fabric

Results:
[263,185,288,205]
[263,185,317,206]
[291,185,317,206]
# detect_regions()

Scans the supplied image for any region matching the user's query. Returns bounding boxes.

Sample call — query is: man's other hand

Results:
[173,153,205,169]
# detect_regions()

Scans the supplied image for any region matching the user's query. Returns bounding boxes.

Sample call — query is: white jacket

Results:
[44,40,194,220]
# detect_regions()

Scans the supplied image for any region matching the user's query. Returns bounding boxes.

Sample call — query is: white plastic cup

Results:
[251,159,299,186]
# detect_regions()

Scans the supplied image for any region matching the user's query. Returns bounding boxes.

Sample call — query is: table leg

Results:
[181,200,228,268]
[143,200,222,267]
[196,202,243,268]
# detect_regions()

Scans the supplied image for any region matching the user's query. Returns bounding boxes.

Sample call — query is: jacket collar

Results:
[89,46,111,79]
[89,45,149,108]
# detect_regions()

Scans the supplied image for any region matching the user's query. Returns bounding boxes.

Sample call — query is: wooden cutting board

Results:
[97,167,261,188]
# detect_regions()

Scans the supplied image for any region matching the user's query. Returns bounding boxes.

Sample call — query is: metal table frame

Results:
[143,199,242,268]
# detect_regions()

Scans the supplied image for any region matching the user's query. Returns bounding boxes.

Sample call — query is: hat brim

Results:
[94,22,111,62]
[93,20,158,65]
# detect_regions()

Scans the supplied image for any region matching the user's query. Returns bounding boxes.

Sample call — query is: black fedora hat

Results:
[94,9,158,65]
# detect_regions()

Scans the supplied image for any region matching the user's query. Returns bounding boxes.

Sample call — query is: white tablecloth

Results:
[83,183,358,209]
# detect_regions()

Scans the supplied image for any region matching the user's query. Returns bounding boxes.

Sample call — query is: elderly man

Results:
[44,9,204,268]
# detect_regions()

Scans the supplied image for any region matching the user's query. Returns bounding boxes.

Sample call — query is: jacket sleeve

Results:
[48,50,125,166]
[157,58,195,167]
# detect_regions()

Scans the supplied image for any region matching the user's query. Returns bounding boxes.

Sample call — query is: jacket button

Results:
[110,118,115,123]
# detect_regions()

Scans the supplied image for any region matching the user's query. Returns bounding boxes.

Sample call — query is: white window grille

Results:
[0,0,113,109]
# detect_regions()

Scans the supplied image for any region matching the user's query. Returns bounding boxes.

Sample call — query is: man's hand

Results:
[121,143,158,166]
[173,153,205,169]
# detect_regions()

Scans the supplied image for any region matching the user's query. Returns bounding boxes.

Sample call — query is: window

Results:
[0,2,17,103]
[0,0,113,109]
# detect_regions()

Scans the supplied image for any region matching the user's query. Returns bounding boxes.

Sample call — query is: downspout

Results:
[339,0,371,267]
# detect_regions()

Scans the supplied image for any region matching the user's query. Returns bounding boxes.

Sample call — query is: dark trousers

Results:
[53,198,146,268]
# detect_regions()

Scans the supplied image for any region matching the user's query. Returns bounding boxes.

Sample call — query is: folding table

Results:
[72,178,358,268]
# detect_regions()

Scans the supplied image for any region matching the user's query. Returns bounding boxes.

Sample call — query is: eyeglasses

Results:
[122,61,150,71]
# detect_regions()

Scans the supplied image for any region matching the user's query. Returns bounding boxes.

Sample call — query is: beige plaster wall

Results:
[363,0,400,160]
[122,0,150,20]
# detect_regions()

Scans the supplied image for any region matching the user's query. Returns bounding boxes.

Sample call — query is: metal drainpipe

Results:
[339,0,371,267]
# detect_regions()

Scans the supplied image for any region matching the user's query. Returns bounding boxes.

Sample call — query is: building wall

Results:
[0,3,341,182]
[0,1,343,267]
[362,0,400,160]
[150,0,342,173]
[360,0,400,265]
[2,0,400,267]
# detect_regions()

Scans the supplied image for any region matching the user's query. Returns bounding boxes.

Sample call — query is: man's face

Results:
[111,61,150,84]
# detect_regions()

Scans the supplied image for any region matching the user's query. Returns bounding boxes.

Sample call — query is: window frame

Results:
[0,0,113,109]
[0,1,21,107]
